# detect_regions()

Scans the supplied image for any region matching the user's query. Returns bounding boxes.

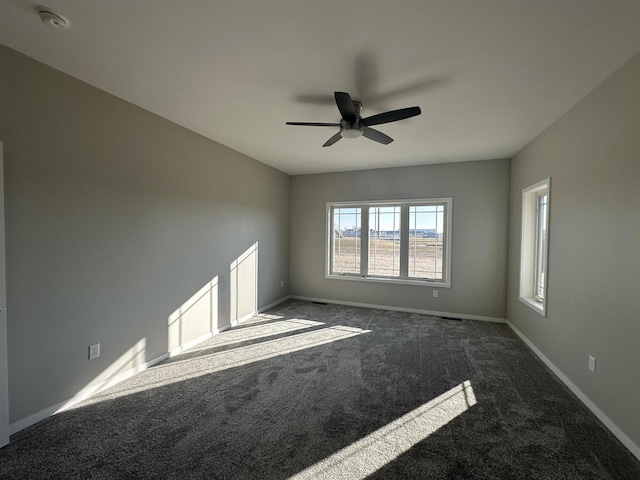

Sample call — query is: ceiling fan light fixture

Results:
[341,124,363,139]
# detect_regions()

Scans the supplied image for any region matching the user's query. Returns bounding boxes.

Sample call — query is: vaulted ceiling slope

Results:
[2,1,640,175]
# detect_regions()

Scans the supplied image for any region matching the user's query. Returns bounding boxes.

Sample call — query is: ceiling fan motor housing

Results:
[341,123,363,138]
[340,100,363,138]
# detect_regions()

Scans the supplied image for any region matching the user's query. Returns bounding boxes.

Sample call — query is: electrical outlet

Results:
[89,343,100,360]
[433,290,438,298]
[588,355,596,373]
[280,280,284,288]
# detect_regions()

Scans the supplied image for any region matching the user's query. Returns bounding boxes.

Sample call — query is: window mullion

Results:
[400,205,409,278]
[361,206,369,277]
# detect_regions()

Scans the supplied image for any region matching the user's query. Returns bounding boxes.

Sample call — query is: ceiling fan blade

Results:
[362,106,421,126]
[334,92,357,123]
[362,126,393,145]
[286,122,342,127]
[322,131,343,147]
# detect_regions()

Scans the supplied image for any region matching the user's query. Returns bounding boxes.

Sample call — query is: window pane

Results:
[408,205,445,280]
[368,206,400,277]
[332,207,361,274]
[534,194,548,300]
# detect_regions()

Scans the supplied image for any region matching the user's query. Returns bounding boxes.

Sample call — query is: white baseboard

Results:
[229,296,293,326]
[507,320,640,462]
[9,351,169,435]
[231,311,256,327]
[258,295,291,313]
[290,295,507,323]
[169,332,213,357]
[231,294,294,327]
[168,323,231,358]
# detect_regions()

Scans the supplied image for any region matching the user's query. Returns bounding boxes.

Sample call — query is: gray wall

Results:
[507,52,640,448]
[290,159,511,319]
[0,45,290,424]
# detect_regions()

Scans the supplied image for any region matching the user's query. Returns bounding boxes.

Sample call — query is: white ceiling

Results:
[2,1,640,175]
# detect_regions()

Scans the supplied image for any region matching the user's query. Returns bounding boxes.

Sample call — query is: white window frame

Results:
[326,198,452,288]
[519,178,551,316]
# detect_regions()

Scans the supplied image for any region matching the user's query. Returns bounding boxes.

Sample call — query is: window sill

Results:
[326,273,451,288]
[519,296,546,317]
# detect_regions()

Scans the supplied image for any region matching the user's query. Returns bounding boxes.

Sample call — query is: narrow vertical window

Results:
[520,179,550,316]
[369,206,401,277]
[331,207,361,274]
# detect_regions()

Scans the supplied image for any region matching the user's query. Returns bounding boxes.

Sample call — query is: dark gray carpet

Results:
[1,300,639,479]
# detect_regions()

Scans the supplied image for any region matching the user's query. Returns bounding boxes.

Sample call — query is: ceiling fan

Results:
[286,92,421,147]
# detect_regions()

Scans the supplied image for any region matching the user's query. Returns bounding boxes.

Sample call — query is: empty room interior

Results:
[1,1,639,478]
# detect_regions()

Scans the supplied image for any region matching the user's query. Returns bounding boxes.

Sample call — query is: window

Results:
[331,207,361,274]
[369,206,401,277]
[327,198,452,287]
[409,204,445,280]
[519,178,550,316]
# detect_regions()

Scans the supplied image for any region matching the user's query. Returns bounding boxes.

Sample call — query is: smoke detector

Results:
[38,9,69,29]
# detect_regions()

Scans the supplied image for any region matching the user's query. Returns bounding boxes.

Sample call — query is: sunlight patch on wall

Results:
[62,338,148,410]
[230,242,258,325]
[290,381,477,480]
[168,276,218,352]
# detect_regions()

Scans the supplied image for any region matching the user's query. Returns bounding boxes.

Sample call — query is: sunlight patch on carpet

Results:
[290,381,476,480]
[81,324,371,403]
[187,318,324,354]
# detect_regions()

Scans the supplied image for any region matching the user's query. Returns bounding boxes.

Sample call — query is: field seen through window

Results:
[332,237,443,279]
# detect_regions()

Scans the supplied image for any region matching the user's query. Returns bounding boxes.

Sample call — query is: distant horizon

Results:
[335,227,443,239]
[334,206,444,233]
